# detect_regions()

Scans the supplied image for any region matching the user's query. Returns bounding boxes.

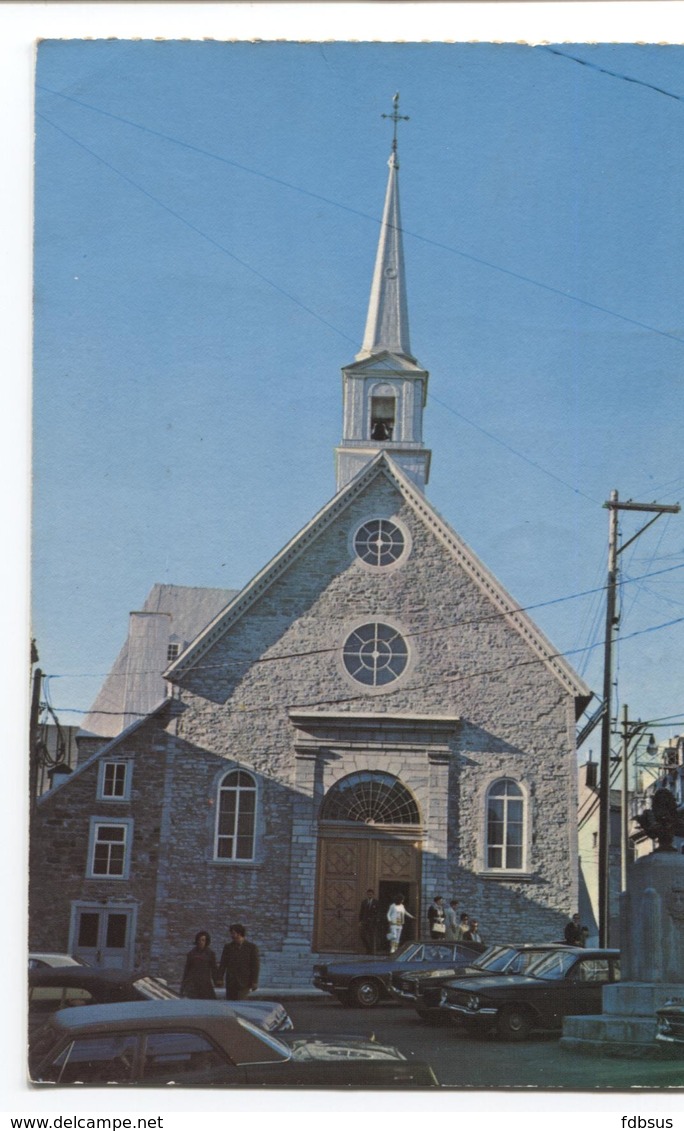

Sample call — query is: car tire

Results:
[496,1005,534,1041]
[349,978,382,1008]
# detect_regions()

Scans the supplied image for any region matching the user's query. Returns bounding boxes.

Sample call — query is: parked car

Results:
[655,1001,684,1047]
[29,953,87,970]
[389,943,574,1023]
[28,966,293,1034]
[434,946,620,1040]
[29,1000,438,1087]
[313,939,485,1007]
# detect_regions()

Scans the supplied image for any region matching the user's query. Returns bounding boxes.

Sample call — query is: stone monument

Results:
[561,789,684,1057]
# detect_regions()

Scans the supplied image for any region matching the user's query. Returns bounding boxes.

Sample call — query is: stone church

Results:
[30,120,592,987]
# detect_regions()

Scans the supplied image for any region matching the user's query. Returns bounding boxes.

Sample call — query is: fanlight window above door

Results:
[320,771,420,825]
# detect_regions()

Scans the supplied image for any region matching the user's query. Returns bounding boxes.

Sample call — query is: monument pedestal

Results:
[560,853,684,1058]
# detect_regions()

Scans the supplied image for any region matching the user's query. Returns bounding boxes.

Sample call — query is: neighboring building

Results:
[632,734,684,859]
[77,583,238,760]
[30,125,592,985]
[577,758,633,946]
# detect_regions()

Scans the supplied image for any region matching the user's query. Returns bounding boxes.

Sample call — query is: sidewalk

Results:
[252,987,328,1001]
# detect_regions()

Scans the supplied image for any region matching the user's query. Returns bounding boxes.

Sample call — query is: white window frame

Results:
[479,776,530,876]
[349,515,412,573]
[86,817,134,879]
[338,617,415,695]
[214,770,257,862]
[97,760,132,802]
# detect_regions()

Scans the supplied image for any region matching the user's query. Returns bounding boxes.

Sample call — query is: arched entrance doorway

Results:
[314,771,423,953]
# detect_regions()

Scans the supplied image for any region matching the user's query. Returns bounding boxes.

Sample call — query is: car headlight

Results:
[466,994,480,1011]
[657,1016,672,1035]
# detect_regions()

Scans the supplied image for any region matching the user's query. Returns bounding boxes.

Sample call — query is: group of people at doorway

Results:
[358,890,484,954]
[427,895,483,945]
[179,923,260,1001]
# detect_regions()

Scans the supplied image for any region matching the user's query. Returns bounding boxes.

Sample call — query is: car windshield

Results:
[132,976,178,1001]
[526,950,578,980]
[234,1014,290,1062]
[473,946,520,973]
[394,943,421,961]
[28,1023,61,1074]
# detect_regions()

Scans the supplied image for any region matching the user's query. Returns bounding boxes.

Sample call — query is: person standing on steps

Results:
[427,895,446,939]
[386,894,414,954]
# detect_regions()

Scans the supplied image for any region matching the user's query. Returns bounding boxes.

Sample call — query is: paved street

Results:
[285,998,683,1091]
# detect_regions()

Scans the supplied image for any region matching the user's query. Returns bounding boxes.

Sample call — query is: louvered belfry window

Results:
[321,771,419,825]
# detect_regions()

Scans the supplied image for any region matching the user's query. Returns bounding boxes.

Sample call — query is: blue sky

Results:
[30,35,684,751]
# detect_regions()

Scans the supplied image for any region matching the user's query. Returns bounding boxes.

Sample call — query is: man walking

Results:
[217,923,260,1000]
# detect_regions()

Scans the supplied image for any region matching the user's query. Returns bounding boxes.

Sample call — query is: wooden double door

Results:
[315,833,421,953]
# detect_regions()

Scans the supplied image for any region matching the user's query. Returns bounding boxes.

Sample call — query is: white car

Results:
[29,953,87,970]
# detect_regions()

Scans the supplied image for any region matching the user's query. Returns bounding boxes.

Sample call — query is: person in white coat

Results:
[386,894,414,954]
[445,899,460,941]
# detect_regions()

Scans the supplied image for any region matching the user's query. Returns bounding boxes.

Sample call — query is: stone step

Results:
[560,1013,677,1059]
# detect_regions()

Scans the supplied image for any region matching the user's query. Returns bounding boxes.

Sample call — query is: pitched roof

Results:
[80,583,238,738]
[166,454,592,706]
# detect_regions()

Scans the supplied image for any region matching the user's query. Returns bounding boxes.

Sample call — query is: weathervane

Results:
[382,92,409,154]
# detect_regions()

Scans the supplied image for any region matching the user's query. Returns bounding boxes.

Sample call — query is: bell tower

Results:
[335,94,431,492]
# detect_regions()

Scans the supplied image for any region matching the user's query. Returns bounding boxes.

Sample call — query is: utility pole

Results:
[597,492,680,947]
[29,665,43,813]
[621,704,630,894]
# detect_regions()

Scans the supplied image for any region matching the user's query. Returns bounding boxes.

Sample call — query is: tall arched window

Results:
[215,770,256,860]
[486,778,524,870]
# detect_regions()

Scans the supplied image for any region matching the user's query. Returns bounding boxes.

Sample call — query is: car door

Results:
[552,956,614,1025]
[138,1030,245,1087]
[40,1033,139,1084]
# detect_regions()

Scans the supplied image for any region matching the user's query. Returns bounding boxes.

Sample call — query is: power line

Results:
[45,614,684,721]
[43,561,684,681]
[541,46,684,105]
[37,83,684,349]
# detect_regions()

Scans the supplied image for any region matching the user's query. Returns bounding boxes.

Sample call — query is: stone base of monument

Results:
[561,852,684,1058]
[560,983,683,1058]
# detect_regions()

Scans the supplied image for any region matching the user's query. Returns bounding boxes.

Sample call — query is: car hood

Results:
[282,1035,406,1062]
[445,974,541,994]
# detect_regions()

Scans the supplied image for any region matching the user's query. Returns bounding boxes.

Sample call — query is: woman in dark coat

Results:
[180,930,218,999]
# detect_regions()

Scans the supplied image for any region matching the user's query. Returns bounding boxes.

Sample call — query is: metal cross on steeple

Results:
[382,92,409,154]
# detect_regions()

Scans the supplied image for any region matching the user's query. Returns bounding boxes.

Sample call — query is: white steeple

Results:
[357,147,413,361]
[335,95,431,493]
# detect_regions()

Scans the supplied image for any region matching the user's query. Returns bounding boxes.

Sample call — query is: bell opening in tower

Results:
[370,396,395,441]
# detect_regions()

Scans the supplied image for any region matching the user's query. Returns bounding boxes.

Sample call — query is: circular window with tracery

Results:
[353,518,407,568]
[342,622,409,687]
[321,771,420,825]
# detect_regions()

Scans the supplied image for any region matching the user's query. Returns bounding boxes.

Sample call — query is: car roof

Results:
[41,998,243,1033]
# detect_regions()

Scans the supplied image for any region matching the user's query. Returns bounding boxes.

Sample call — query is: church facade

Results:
[30,113,592,986]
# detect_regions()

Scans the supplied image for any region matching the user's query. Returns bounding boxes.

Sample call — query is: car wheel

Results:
[349,978,382,1007]
[496,1005,534,1041]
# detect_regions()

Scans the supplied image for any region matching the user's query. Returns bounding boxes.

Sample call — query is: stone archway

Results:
[314,771,422,953]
